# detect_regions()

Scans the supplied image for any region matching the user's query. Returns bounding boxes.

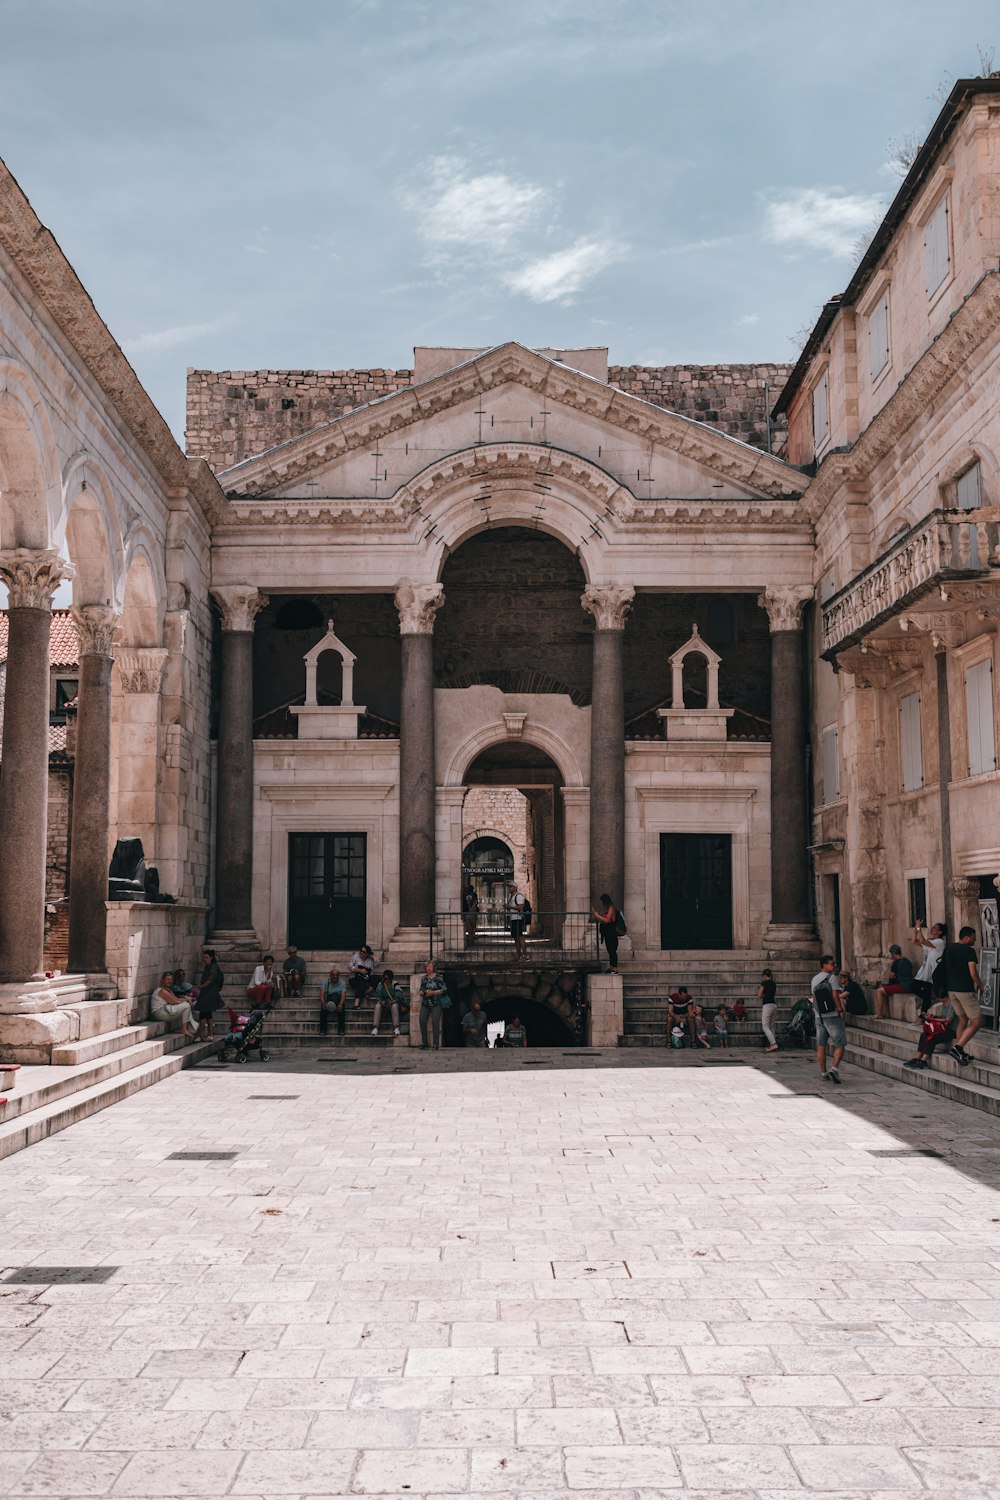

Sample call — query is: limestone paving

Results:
[1,1047,1000,1497]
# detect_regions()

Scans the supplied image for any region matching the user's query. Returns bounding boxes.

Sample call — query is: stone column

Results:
[211,587,267,938]
[67,606,121,974]
[0,549,73,989]
[395,581,444,930]
[581,584,634,909]
[758,586,815,943]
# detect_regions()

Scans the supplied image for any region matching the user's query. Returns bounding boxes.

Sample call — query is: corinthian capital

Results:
[71,604,121,658]
[757,585,813,633]
[394,580,444,636]
[211,586,268,633]
[581,583,635,632]
[0,548,74,609]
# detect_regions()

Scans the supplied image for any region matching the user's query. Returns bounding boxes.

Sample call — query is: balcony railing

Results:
[428,911,601,965]
[822,508,1000,657]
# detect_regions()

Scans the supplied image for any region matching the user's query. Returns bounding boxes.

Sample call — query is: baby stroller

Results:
[778,998,815,1050]
[218,1003,272,1063]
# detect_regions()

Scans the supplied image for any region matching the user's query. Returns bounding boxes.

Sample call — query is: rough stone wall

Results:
[44,764,72,972]
[462,786,536,912]
[608,363,793,456]
[186,369,414,474]
[187,361,792,474]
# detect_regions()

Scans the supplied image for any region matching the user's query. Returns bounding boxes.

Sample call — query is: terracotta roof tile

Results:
[0,610,79,669]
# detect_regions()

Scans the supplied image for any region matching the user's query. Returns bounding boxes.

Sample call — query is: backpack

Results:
[522,897,532,925]
[216,968,225,991]
[931,953,949,1000]
[813,978,837,1015]
[614,908,627,936]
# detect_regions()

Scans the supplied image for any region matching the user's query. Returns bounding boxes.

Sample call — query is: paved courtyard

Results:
[2,1048,1000,1497]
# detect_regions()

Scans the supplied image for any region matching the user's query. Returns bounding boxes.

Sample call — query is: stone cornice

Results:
[0,160,227,527]
[218,342,809,504]
[804,271,1000,520]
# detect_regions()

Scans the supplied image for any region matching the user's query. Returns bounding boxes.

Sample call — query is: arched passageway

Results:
[485,995,578,1048]
[463,742,564,935]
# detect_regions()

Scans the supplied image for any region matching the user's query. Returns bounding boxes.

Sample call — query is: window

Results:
[965,658,997,776]
[51,677,78,722]
[869,290,890,379]
[822,725,840,803]
[908,877,927,928]
[899,691,923,791]
[956,461,982,511]
[812,372,830,451]
[925,194,951,296]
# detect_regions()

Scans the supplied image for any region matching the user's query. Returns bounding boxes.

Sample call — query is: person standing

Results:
[372,969,403,1037]
[911,921,947,1008]
[461,999,488,1047]
[810,955,846,1084]
[502,1015,527,1048]
[507,883,528,960]
[591,894,620,973]
[195,948,224,1042]
[713,1005,730,1049]
[758,969,778,1052]
[319,967,346,1036]
[463,884,479,945]
[419,960,447,1050]
[875,945,913,1019]
[945,926,985,1066]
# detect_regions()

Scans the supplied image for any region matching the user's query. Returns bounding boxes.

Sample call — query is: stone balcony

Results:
[821,507,1000,658]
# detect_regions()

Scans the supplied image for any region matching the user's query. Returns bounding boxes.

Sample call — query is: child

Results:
[694,1006,711,1049]
[714,1005,730,1049]
[731,999,747,1023]
[670,1024,687,1049]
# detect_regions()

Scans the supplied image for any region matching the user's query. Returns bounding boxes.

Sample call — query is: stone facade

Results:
[609,362,792,457]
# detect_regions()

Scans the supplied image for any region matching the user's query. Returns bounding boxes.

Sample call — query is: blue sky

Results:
[1,0,998,442]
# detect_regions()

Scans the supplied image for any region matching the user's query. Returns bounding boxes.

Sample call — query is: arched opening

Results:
[0,389,52,554]
[65,491,115,609]
[461,835,515,924]
[485,995,577,1048]
[682,651,709,709]
[462,741,564,943]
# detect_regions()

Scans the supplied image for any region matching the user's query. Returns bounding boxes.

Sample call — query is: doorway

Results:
[660,833,733,949]
[461,835,515,931]
[462,742,565,937]
[287,833,366,949]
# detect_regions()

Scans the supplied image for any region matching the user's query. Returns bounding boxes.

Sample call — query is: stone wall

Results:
[461,786,538,914]
[187,361,792,474]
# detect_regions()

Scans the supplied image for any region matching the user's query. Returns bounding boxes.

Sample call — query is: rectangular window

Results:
[822,725,839,804]
[908,877,927,928]
[956,461,982,511]
[812,373,830,450]
[966,658,997,776]
[899,691,923,791]
[925,194,951,296]
[869,290,890,379]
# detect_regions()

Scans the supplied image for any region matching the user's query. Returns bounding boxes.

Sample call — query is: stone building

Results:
[1,78,998,1061]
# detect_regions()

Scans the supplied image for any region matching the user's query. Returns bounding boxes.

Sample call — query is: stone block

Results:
[587,973,623,1045]
[0,1008,76,1064]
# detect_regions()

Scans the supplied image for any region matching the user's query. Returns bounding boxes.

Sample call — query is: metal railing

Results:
[429,911,600,964]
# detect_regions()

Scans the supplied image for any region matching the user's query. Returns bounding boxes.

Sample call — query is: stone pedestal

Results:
[758,587,814,936]
[211,587,266,940]
[68,606,120,974]
[582,585,634,908]
[587,971,623,1046]
[395,582,444,931]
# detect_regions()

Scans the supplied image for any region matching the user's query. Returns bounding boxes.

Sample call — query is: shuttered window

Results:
[956,462,982,511]
[899,691,923,791]
[925,195,950,295]
[966,658,997,776]
[869,291,890,379]
[812,373,829,451]
[822,725,840,804]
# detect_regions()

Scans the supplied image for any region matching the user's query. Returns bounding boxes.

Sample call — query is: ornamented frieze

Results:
[822,510,1000,656]
[115,647,168,694]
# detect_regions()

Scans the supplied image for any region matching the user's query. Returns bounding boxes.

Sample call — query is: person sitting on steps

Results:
[372,969,403,1038]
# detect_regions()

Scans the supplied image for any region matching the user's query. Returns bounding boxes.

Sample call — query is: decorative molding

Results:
[757,584,813,632]
[116,647,168,694]
[0,548,74,608]
[219,343,809,504]
[394,580,444,636]
[502,712,527,738]
[581,583,635,632]
[71,604,121,658]
[210,585,268,633]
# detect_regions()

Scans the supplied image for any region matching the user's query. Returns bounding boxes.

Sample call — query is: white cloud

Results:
[122,321,219,355]
[763,188,885,259]
[734,312,760,327]
[415,156,548,259]
[503,237,624,304]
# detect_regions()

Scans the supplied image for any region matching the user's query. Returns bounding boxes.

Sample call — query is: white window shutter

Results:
[966,659,997,776]
[869,293,889,379]
[956,462,982,511]
[925,196,950,295]
[822,726,839,803]
[900,692,923,791]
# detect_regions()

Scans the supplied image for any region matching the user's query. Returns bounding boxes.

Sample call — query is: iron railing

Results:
[429,911,601,964]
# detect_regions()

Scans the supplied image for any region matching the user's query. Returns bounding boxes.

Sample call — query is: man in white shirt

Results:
[911,921,946,1007]
[507,884,528,959]
[810,955,846,1084]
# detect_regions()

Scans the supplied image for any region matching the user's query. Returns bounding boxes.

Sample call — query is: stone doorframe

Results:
[637,786,757,950]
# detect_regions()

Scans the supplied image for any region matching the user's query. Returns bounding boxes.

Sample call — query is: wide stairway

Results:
[622,953,819,1048]
[845,1012,1000,1117]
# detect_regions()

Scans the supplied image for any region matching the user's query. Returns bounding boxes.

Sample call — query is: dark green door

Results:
[288,833,366,949]
[660,833,733,949]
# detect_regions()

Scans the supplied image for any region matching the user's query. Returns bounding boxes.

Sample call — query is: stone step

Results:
[50,1022,169,1066]
[844,1037,1000,1118]
[1,1031,201,1122]
[843,1025,1000,1092]
[65,998,130,1038]
[0,1038,218,1159]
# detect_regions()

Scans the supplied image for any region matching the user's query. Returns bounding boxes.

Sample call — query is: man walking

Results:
[945,926,985,1066]
[507,883,528,960]
[811,954,847,1084]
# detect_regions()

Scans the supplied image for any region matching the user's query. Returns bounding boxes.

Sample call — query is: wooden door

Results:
[287,833,366,949]
[660,833,733,949]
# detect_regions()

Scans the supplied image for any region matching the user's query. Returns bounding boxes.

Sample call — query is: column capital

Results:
[581,583,635,631]
[115,646,169,694]
[0,548,74,609]
[757,585,813,632]
[211,586,268,632]
[71,605,121,659]
[394,580,444,636]
[951,876,981,900]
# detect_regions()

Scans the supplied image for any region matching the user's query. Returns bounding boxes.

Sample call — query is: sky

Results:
[1,0,998,443]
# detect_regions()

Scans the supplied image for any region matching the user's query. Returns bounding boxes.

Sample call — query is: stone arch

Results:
[62,460,122,608]
[119,539,164,647]
[941,441,999,507]
[444,723,585,789]
[0,361,60,550]
[397,443,633,581]
[874,510,914,556]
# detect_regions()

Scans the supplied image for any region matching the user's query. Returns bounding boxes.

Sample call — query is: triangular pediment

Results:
[218,343,807,507]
